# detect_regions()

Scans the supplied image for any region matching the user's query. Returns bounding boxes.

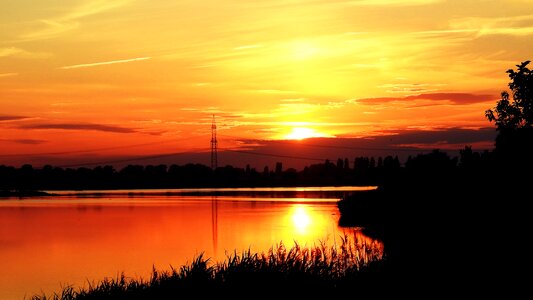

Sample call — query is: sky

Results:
[1,0,532,168]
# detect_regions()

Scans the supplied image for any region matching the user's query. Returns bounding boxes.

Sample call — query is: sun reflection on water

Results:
[292,205,311,233]
[285,203,384,266]
[285,203,333,242]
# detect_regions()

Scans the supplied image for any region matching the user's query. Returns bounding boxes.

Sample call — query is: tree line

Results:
[0,149,495,191]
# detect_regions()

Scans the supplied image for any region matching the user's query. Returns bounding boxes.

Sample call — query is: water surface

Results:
[0,188,381,299]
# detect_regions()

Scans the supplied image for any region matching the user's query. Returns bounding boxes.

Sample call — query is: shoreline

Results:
[0,190,54,198]
[0,185,375,199]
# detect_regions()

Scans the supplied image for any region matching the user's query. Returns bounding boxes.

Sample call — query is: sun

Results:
[284,127,329,140]
[291,40,320,61]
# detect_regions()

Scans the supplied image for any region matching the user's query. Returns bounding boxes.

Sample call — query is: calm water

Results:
[0,187,381,300]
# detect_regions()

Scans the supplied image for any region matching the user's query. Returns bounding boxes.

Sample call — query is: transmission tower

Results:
[211,114,218,170]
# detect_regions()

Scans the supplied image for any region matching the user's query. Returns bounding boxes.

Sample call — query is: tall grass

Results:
[33,234,385,299]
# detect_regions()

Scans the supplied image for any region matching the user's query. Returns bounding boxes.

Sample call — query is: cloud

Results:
[0,127,496,169]
[0,47,51,59]
[394,141,494,150]
[357,93,497,106]
[20,0,131,41]
[20,20,79,41]
[0,139,47,145]
[347,0,441,6]
[233,44,264,51]
[213,127,496,170]
[65,0,130,20]
[410,29,478,38]
[384,127,496,146]
[252,89,299,95]
[18,123,137,133]
[0,73,19,78]
[0,115,29,122]
[377,83,447,94]
[449,14,533,37]
[280,98,306,103]
[0,47,24,57]
[60,57,151,69]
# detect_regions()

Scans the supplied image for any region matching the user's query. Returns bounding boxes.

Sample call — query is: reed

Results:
[32,234,384,299]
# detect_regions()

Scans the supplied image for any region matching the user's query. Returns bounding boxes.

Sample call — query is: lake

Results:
[0,187,382,299]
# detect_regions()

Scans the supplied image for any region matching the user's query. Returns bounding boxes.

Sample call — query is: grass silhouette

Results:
[32,234,384,299]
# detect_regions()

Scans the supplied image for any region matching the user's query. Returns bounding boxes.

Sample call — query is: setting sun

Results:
[284,127,331,140]
[291,40,321,61]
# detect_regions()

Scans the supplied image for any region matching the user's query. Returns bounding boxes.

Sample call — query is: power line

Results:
[0,141,169,158]
[221,148,327,162]
[0,132,455,160]
[54,147,330,169]
[1,131,466,169]
[217,134,451,153]
[0,134,211,158]
[56,149,208,168]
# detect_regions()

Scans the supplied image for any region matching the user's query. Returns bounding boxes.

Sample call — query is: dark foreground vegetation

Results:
[33,237,384,299]
[338,61,533,293]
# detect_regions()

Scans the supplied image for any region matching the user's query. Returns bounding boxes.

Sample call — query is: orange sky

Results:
[1,0,533,166]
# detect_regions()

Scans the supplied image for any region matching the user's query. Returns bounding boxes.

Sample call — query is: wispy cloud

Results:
[411,29,478,37]
[0,47,24,57]
[233,44,264,51]
[0,139,48,145]
[357,93,497,106]
[394,140,494,150]
[252,89,299,95]
[18,123,137,133]
[20,0,130,41]
[275,102,321,116]
[65,0,130,20]
[0,47,51,59]
[20,20,79,41]
[0,73,19,78]
[449,14,533,37]
[0,115,29,122]
[60,57,151,69]
[388,127,497,149]
[280,98,306,103]
[347,0,442,6]
[377,83,447,94]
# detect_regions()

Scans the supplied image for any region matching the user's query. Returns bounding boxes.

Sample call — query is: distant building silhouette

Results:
[275,162,283,174]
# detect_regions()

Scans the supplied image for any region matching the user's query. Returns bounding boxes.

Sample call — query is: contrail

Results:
[60,56,151,69]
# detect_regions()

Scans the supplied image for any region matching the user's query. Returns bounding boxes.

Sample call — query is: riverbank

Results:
[0,186,375,199]
[0,190,53,198]
[337,177,530,293]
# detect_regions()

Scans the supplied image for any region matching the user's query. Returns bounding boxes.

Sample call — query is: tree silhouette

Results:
[485,61,533,129]
[485,60,533,166]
